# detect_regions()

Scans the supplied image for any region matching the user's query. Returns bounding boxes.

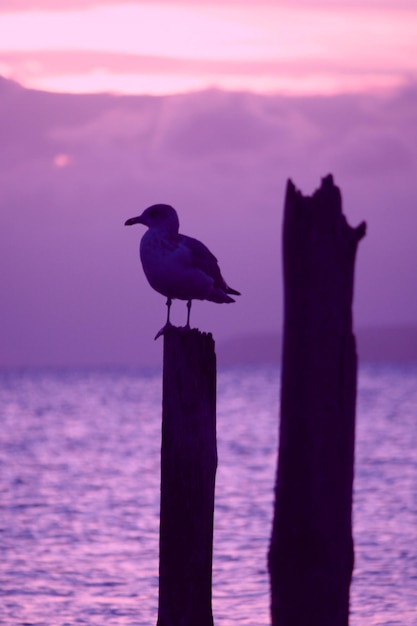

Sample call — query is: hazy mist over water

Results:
[1,364,416,625]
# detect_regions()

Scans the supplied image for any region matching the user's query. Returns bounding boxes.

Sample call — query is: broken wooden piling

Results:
[268,175,366,626]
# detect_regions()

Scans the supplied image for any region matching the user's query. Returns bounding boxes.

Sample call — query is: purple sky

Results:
[0,78,416,367]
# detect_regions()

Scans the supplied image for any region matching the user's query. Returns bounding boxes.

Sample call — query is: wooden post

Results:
[157,328,217,626]
[268,175,366,626]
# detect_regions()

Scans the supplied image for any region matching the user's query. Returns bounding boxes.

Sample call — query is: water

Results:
[0,364,416,625]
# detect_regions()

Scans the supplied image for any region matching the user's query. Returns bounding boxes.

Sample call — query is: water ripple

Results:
[0,364,416,624]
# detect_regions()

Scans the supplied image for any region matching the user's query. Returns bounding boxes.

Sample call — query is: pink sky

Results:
[0,0,416,96]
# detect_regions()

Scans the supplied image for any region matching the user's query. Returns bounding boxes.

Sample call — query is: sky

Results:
[0,0,416,96]
[0,1,416,368]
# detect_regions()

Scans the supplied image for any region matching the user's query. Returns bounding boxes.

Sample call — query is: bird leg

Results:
[166,297,172,325]
[185,299,192,329]
[154,297,174,340]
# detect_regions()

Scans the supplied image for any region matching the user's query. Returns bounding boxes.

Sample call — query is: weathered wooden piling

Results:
[157,328,217,626]
[268,175,366,626]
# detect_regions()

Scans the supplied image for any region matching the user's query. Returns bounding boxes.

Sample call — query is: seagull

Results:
[125,204,240,338]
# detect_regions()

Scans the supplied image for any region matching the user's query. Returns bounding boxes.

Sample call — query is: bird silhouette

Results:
[125,204,240,338]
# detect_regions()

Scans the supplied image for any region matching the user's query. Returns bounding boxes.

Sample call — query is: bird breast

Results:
[139,230,214,300]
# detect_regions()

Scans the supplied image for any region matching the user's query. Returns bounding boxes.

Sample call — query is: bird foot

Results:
[154,321,175,340]
[154,322,194,340]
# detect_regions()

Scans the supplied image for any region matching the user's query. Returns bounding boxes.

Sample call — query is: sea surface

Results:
[0,363,416,625]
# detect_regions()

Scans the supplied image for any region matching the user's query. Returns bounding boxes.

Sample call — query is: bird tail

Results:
[208,284,240,303]
[209,289,239,304]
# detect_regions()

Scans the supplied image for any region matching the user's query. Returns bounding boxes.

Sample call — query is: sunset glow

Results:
[0,1,416,96]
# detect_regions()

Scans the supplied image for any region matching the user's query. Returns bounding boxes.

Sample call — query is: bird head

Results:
[125,204,179,232]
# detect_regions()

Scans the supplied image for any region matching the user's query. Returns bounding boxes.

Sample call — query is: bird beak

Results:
[124,215,143,226]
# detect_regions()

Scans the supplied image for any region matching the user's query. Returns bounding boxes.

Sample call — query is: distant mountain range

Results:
[217,326,417,366]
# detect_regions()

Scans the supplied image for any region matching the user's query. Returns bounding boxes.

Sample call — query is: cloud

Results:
[1,0,416,10]
[1,50,368,78]
[0,79,416,366]
[3,48,411,99]
[0,0,111,11]
[1,2,416,97]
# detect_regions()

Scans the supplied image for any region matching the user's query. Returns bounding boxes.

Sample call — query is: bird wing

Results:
[179,234,228,290]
